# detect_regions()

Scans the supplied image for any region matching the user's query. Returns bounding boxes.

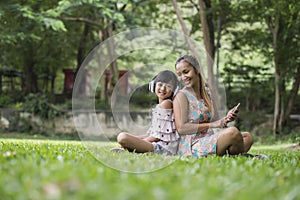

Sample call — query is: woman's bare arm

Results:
[173,91,226,135]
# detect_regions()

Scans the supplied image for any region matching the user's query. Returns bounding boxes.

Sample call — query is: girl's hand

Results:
[144,136,160,143]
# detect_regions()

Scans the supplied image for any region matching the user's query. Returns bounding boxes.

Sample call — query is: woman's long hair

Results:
[175,55,214,118]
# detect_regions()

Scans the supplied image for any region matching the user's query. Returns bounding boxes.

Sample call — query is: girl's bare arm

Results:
[144,136,160,142]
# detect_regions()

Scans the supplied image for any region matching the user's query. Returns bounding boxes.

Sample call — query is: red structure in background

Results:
[62,68,129,95]
[62,69,76,94]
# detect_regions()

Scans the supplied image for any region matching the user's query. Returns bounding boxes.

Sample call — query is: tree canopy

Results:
[0,0,299,134]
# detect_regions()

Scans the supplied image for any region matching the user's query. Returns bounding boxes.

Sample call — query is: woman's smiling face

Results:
[175,61,198,88]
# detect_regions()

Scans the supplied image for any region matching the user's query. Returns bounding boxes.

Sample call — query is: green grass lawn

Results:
[0,138,299,200]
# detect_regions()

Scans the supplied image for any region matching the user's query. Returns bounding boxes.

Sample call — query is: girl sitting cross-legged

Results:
[112,70,181,156]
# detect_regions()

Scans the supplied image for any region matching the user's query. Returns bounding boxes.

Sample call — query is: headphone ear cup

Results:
[174,86,179,95]
[149,80,155,93]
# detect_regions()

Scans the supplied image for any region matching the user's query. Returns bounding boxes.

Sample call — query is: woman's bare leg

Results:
[216,127,244,156]
[241,131,253,153]
[117,132,154,153]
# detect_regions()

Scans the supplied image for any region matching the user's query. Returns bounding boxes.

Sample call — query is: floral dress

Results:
[146,104,179,155]
[177,87,220,157]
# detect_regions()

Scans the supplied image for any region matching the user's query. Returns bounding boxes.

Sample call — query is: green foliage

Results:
[0,95,14,108]
[254,131,300,146]
[0,90,25,108]
[43,18,67,31]
[7,115,33,134]
[227,0,300,106]
[1,0,300,135]
[236,110,270,131]
[0,0,77,94]
[296,136,300,145]
[0,139,299,200]
[14,102,23,109]
[129,85,157,109]
[22,93,64,119]
[94,99,110,110]
[223,63,274,113]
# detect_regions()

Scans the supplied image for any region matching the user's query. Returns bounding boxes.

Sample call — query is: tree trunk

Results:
[172,0,222,119]
[74,23,90,96]
[273,70,281,135]
[198,0,215,87]
[266,9,284,136]
[198,0,222,119]
[102,20,118,104]
[77,23,90,70]
[96,27,106,101]
[0,72,2,95]
[171,0,199,59]
[23,65,38,94]
[51,75,56,95]
[23,47,38,94]
[99,72,106,101]
[283,65,300,126]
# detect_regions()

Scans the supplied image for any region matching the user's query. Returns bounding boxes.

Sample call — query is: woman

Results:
[173,55,253,157]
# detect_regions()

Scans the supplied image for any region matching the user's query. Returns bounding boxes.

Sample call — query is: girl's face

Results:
[155,81,174,100]
[175,61,199,87]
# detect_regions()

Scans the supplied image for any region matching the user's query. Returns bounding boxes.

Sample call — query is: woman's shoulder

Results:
[178,87,191,96]
[174,88,189,101]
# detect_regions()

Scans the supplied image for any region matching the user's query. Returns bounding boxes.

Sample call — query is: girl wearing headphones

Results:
[114,70,180,155]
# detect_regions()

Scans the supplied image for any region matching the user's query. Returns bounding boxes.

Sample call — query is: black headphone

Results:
[148,77,180,95]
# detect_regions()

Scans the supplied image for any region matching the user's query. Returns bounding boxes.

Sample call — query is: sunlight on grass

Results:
[252,143,296,150]
[0,138,299,200]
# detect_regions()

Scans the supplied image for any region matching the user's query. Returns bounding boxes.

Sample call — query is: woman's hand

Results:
[210,117,228,128]
[226,103,240,123]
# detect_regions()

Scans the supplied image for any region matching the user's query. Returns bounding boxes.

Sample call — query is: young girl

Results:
[114,70,180,155]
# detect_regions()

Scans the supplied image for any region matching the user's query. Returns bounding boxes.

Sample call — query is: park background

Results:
[0,1,300,200]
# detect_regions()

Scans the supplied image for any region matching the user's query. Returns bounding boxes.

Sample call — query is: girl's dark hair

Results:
[154,70,179,87]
